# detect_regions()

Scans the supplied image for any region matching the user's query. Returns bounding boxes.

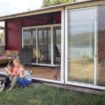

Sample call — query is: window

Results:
[0,21,5,46]
[22,25,61,66]
[22,25,61,81]
[23,30,31,46]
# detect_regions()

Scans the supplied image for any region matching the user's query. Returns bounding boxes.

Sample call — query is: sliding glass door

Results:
[22,25,61,81]
[22,25,61,66]
[67,8,96,84]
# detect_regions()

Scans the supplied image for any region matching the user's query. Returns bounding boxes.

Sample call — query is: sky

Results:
[0,0,43,16]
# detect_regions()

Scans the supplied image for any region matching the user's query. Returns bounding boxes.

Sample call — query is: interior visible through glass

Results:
[22,26,61,81]
[37,28,51,64]
[53,27,61,65]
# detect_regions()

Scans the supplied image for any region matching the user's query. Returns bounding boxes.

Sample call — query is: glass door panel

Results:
[37,28,51,64]
[23,30,32,48]
[68,8,96,84]
[32,29,36,63]
[22,26,61,81]
[53,27,61,65]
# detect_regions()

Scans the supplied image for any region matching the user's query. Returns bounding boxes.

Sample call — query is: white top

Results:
[24,70,32,81]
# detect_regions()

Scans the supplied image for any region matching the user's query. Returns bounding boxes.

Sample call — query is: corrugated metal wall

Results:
[5,11,61,50]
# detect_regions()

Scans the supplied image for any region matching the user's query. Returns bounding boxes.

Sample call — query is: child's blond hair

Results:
[13,58,21,64]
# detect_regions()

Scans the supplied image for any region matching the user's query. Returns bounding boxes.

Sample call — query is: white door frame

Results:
[22,24,63,83]
[65,6,105,90]
[21,9,65,84]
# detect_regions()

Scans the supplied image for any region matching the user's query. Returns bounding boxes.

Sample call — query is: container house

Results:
[0,0,105,90]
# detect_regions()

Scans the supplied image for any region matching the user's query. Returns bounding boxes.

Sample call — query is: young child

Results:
[17,68,32,88]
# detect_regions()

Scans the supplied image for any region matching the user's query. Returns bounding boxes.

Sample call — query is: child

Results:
[17,68,32,88]
[5,58,22,91]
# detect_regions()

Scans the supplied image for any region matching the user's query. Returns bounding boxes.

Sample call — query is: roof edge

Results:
[0,0,105,21]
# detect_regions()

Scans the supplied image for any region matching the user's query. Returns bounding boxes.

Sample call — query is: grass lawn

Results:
[0,85,105,105]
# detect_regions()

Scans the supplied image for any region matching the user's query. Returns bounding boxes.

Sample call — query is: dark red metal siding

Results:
[22,15,49,27]
[5,12,61,50]
[22,12,61,27]
[6,19,22,50]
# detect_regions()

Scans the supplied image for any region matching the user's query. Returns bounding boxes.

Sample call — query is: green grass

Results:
[0,85,105,105]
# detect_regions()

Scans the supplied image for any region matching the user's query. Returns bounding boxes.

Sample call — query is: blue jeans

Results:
[17,78,32,88]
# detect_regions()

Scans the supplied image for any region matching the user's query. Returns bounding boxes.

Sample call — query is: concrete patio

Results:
[0,65,60,81]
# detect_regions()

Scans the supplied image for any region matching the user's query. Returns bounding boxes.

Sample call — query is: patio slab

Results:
[0,66,60,80]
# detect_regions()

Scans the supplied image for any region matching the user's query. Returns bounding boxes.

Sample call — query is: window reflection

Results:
[68,8,95,84]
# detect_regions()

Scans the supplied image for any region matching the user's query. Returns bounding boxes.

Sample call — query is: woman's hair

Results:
[8,59,14,67]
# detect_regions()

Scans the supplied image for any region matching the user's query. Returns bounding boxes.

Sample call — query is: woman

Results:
[6,58,32,89]
[6,58,24,91]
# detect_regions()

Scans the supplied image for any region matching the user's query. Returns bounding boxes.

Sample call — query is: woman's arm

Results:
[5,67,14,76]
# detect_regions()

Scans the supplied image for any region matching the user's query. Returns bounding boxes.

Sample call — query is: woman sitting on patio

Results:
[4,58,32,90]
[12,58,32,88]
[6,58,25,91]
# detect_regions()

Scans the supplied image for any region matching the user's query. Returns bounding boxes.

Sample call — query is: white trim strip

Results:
[61,9,65,83]
[22,24,61,29]
[66,81,105,90]
[65,7,68,84]
[32,77,63,84]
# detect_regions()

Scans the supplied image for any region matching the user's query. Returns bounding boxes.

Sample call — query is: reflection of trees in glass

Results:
[69,32,94,47]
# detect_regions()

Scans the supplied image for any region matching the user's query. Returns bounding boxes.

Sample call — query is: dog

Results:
[0,76,11,91]
[0,77,5,92]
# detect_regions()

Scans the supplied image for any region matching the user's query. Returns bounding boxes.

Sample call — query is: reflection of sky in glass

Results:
[69,8,95,22]
[68,8,95,35]
[68,8,95,58]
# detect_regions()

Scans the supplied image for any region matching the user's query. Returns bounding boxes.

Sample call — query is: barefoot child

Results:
[17,68,32,88]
